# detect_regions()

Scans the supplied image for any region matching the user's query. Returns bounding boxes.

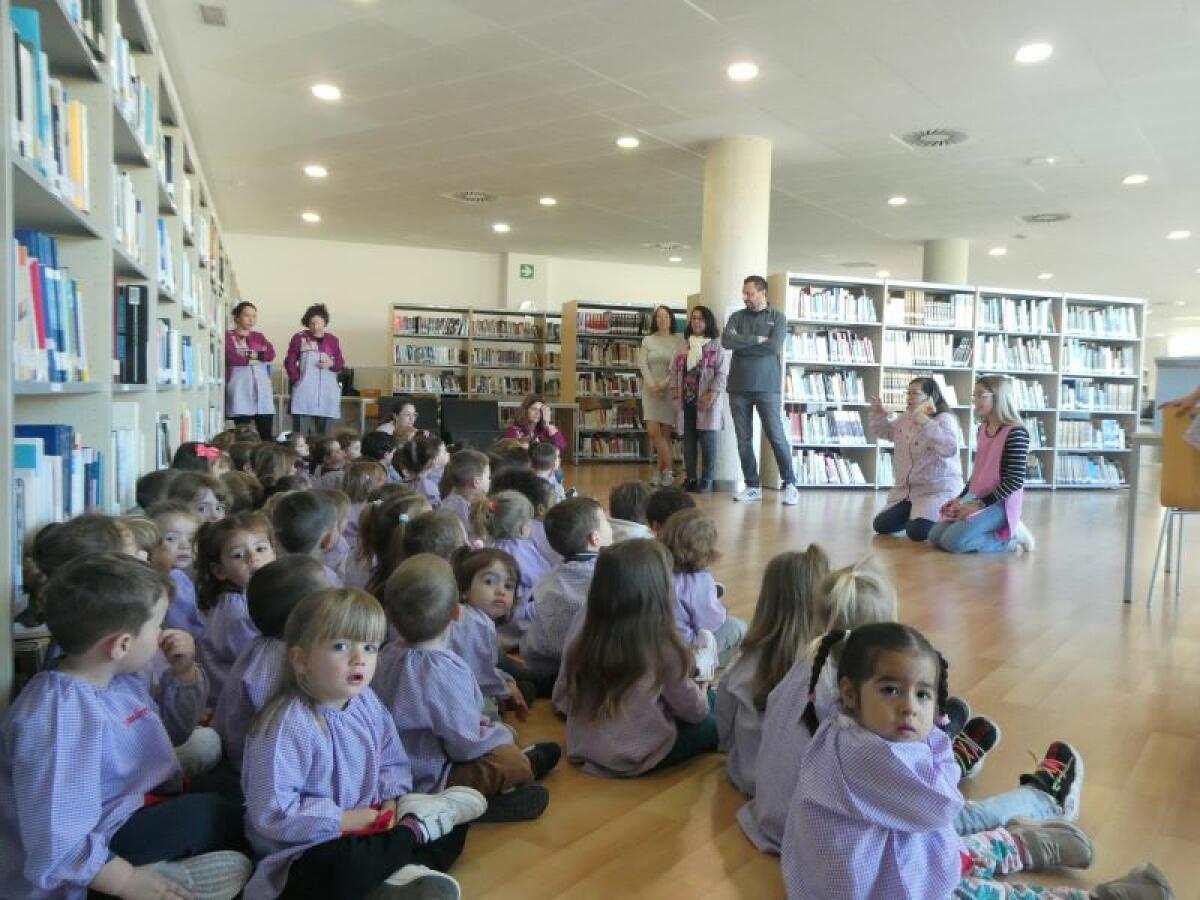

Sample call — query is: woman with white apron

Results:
[225,301,276,440]
[284,303,345,435]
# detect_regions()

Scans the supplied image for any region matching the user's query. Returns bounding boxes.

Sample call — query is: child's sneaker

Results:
[523,741,562,780]
[940,696,971,739]
[1006,817,1093,871]
[478,783,550,823]
[953,715,1001,779]
[377,864,462,900]
[1020,741,1084,821]
[395,787,487,842]
[154,851,253,900]
[692,629,719,683]
[1090,863,1174,900]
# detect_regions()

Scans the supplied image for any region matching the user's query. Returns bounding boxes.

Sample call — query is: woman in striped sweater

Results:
[929,375,1035,554]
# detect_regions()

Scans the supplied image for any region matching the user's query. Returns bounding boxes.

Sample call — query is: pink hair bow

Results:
[195,445,221,460]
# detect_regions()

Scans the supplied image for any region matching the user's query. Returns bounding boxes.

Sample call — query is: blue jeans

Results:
[954,785,1060,835]
[729,392,795,487]
[928,503,1013,553]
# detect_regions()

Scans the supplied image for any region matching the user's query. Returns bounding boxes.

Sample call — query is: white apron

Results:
[290,336,341,419]
[226,335,274,416]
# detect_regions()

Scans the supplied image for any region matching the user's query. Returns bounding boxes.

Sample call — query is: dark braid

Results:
[801,629,846,735]
[934,650,950,722]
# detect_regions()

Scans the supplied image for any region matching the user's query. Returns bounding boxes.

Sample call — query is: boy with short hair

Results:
[136,468,178,512]
[529,441,566,505]
[645,485,697,536]
[361,430,400,483]
[269,491,343,586]
[439,449,491,539]
[609,480,654,543]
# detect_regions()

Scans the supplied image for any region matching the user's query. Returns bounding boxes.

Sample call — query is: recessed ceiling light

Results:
[988,247,1008,256]
[310,83,341,101]
[303,164,328,178]
[1037,272,1054,280]
[538,196,557,206]
[616,135,640,149]
[1122,173,1149,185]
[1155,332,1166,337]
[301,211,321,223]
[492,222,511,234]
[726,61,759,82]
[1167,230,1191,240]
[668,256,682,263]
[887,196,908,206]
[1027,155,1058,167]
[1015,42,1053,64]
[1176,300,1187,306]
[876,270,890,278]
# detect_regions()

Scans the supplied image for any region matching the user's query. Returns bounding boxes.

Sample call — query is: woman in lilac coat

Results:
[284,303,345,435]
[671,305,730,493]
[868,377,963,541]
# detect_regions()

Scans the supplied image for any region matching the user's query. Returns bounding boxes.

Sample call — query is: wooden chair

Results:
[1147,410,1200,604]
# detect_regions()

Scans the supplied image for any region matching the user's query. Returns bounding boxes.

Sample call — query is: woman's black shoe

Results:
[697,479,714,493]
[683,479,699,492]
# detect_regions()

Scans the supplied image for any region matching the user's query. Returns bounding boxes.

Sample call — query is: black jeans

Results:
[292,414,330,435]
[729,392,795,487]
[872,499,934,542]
[107,793,248,865]
[232,414,274,442]
[280,824,468,900]
[682,402,718,482]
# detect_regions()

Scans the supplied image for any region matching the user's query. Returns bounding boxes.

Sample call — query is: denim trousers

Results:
[928,502,1012,553]
[728,392,795,487]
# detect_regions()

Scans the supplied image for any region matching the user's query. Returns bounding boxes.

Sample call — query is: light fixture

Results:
[988,247,1008,256]
[1195,267,1200,274]
[1037,272,1054,280]
[538,196,557,206]
[875,270,890,278]
[726,61,759,82]
[310,83,341,101]
[1155,332,1166,337]
[1015,42,1053,64]
[1027,156,1058,167]
[1168,230,1191,240]
[887,196,908,206]
[1176,300,1187,306]
[616,135,640,149]
[1122,173,1149,185]
[668,256,682,263]
[301,211,321,223]
[492,222,511,234]
[303,164,328,178]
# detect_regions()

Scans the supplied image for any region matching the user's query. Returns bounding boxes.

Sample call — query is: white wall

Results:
[549,257,700,307]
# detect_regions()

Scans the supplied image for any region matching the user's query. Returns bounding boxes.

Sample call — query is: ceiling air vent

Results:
[197,4,228,26]
[1022,212,1072,224]
[641,241,691,251]
[901,128,968,148]
[443,191,497,205]
[839,261,877,269]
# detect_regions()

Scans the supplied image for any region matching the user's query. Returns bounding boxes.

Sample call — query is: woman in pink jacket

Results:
[671,305,731,493]
[868,377,963,541]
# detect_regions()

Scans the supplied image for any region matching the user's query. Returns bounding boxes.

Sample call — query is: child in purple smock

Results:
[269,491,343,588]
[471,490,551,651]
[357,493,434,597]
[438,449,491,541]
[147,501,205,639]
[397,434,449,509]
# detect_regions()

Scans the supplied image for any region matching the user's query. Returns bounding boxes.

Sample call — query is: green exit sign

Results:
[519,263,535,279]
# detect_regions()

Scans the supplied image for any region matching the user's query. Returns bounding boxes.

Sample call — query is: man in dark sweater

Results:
[720,275,799,505]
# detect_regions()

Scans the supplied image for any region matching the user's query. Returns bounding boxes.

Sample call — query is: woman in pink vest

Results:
[929,375,1035,553]
[868,377,963,541]
[670,305,730,493]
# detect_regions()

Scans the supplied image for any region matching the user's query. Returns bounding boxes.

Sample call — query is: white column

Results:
[922,239,970,284]
[700,136,773,489]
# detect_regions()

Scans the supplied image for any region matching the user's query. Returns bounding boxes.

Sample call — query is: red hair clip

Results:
[195,445,221,460]
[488,498,500,512]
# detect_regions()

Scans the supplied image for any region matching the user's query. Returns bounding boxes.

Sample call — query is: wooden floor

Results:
[454,462,1200,899]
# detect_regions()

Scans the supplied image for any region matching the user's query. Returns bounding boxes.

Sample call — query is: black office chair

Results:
[441,398,503,451]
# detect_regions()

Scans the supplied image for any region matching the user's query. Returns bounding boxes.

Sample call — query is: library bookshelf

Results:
[3,0,238,703]
[767,274,1144,491]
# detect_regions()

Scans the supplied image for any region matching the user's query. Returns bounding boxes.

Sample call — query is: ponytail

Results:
[801,629,847,735]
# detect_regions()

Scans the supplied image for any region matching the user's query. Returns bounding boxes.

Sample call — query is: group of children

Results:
[0,419,1175,900]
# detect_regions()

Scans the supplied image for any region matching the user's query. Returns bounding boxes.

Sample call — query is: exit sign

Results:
[519,263,535,279]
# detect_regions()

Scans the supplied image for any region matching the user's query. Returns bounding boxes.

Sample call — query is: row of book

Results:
[786,286,877,323]
[1057,455,1126,486]
[576,435,661,461]
[1061,340,1135,375]
[391,372,466,394]
[788,411,868,445]
[579,405,643,430]
[113,167,145,262]
[578,310,652,335]
[393,344,465,366]
[793,450,869,486]
[785,369,868,404]
[1024,418,1047,448]
[577,342,640,367]
[392,314,467,336]
[181,253,207,320]
[157,219,174,295]
[156,317,180,384]
[577,372,640,398]
[111,20,154,154]
[976,336,1054,371]
[471,376,533,396]
[13,231,89,384]
[1059,380,1135,412]
[877,451,894,487]
[160,132,178,205]
[473,317,540,340]
[978,296,1055,334]
[114,284,149,384]
[9,6,91,212]
[882,332,972,368]
[1059,419,1127,450]
[880,372,962,407]
[1064,304,1138,338]
[786,330,877,365]
[472,348,540,368]
[14,424,104,548]
[68,0,105,58]
[884,292,973,329]
[1002,377,1049,409]
[1027,454,1046,484]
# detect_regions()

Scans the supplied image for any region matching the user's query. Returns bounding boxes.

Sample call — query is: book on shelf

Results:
[577,309,651,335]
[113,167,144,261]
[9,6,91,211]
[880,371,960,407]
[884,291,972,328]
[785,369,867,404]
[159,131,176,200]
[472,315,540,340]
[882,331,971,367]
[110,20,154,154]
[545,319,562,342]
[576,371,639,398]
[393,343,465,366]
[14,230,89,383]
[1065,304,1137,338]
[877,450,895,488]
[1058,418,1127,450]
[1061,339,1134,375]
[15,424,102,522]
[787,285,877,323]
[471,348,539,368]
[157,219,174,293]
[113,284,149,384]
[392,313,466,336]
[69,0,106,59]
[542,375,561,400]
[156,316,179,383]
[788,410,868,445]
[578,434,647,459]
[576,341,640,367]
[1025,417,1046,448]
[793,449,868,486]
[1057,454,1125,486]
[391,371,465,394]
[1026,454,1045,484]
[181,176,194,232]
[786,329,876,364]
[976,335,1054,371]
[180,335,195,386]
[471,375,533,396]
[978,296,1055,334]
[579,404,643,430]
[1059,378,1134,412]
[156,414,171,468]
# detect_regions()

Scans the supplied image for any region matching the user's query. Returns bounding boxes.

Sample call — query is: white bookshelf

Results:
[3,0,238,703]
[767,274,1144,492]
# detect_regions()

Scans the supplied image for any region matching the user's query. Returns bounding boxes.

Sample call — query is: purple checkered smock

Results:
[446,605,510,702]
[343,552,375,591]
[321,563,343,589]
[491,536,553,630]
[671,571,728,643]
[323,535,349,580]
[212,636,288,772]
[416,472,442,508]
[519,557,597,674]
[781,713,963,900]
[529,519,562,566]
[440,493,473,539]
[0,671,182,898]
[373,644,514,792]
[715,647,761,795]
[241,689,412,900]
[165,568,204,639]
[199,591,260,700]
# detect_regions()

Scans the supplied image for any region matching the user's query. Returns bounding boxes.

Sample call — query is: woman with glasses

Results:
[867,377,963,541]
[928,376,1035,553]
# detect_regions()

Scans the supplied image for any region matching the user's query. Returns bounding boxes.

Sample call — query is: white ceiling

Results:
[149,0,1200,329]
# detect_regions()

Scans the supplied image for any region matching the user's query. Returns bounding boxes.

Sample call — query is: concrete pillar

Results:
[922,239,970,284]
[700,136,773,489]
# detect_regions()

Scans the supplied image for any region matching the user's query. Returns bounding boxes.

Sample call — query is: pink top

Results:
[504,421,567,452]
[868,409,964,523]
[968,423,1024,542]
[283,331,344,384]
[224,330,276,379]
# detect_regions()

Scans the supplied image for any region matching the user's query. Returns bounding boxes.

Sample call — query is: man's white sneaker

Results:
[781,483,800,506]
[733,486,762,502]
[377,865,462,900]
[395,787,487,842]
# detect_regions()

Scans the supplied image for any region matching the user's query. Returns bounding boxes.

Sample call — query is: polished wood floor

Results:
[455,462,1200,899]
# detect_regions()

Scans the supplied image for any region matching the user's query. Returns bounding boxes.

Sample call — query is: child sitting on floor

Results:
[270,491,343,587]
[438,450,491,540]
[148,500,206,639]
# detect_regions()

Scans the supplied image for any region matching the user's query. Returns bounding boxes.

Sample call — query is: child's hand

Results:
[380,798,399,829]
[120,866,193,899]
[955,501,981,521]
[940,499,961,518]
[159,629,197,679]
[340,807,380,832]
[503,686,530,722]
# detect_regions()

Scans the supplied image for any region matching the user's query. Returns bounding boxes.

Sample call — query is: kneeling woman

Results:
[868,377,963,541]
[929,375,1034,554]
